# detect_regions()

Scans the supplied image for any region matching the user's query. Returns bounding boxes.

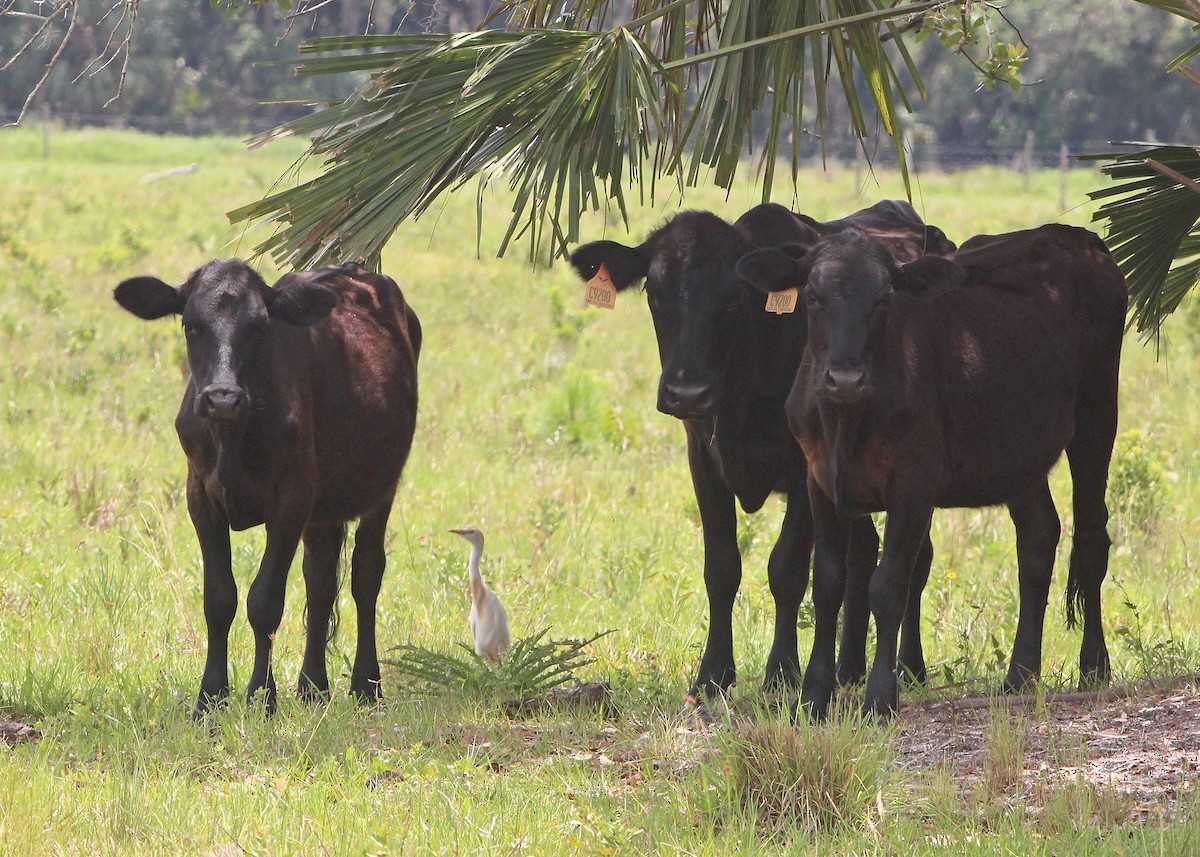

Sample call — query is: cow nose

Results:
[823,368,868,403]
[198,386,246,422]
[658,382,716,418]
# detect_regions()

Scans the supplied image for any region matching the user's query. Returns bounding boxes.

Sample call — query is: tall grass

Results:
[0,125,1198,853]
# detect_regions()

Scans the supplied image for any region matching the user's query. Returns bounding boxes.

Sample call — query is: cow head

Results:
[114,259,338,423]
[736,231,964,406]
[570,207,812,419]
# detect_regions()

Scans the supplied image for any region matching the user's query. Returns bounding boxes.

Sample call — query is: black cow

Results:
[569,201,955,703]
[114,259,421,716]
[736,224,1126,717]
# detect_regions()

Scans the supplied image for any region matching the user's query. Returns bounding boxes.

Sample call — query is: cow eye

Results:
[182,322,199,339]
[805,292,823,310]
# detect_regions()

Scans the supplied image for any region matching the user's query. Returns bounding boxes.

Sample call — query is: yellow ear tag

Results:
[765,287,799,315]
[584,262,617,310]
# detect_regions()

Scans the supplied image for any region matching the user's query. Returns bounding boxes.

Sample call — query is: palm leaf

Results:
[1082,145,1200,343]
[228,1,945,269]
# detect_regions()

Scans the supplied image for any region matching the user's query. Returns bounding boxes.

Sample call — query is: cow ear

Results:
[924,225,957,255]
[569,240,650,292]
[267,281,339,326]
[896,255,964,299]
[734,246,812,293]
[113,276,186,320]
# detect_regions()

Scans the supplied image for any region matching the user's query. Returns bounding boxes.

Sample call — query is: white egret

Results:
[449,526,511,664]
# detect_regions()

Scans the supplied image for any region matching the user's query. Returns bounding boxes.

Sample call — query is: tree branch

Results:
[8,0,78,126]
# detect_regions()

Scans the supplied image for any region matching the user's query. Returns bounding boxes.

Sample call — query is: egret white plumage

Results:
[449,526,511,664]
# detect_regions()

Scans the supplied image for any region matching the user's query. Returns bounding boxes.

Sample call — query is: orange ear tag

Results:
[584,262,617,310]
[765,287,799,315]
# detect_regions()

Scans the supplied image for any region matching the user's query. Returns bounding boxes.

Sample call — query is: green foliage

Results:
[540,367,633,449]
[227,2,948,266]
[916,3,1028,92]
[1107,428,1169,537]
[1086,145,1200,343]
[382,629,609,700]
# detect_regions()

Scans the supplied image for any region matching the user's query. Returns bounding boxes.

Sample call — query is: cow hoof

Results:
[295,683,332,704]
[676,695,735,730]
[192,689,230,721]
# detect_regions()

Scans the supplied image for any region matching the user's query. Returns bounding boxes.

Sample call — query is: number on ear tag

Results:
[765,288,798,315]
[585,263,617,310]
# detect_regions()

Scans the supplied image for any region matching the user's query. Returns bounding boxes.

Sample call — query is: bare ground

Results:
[0,717,40,747]
[895,677,1200,821]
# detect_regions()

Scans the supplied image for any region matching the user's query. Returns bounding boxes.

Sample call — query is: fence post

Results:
[1059,143,1070,211]
[1021,130,1035,188]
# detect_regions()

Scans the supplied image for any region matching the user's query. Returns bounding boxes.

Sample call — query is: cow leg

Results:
[1003,480,1060,692]
[801,479,851,720]
[685,423,741,702]
[1065,373,1118,689]
[864,504,933,718]
[836,516,879,687]
[763,480,812,693]
[245,513,308,715]
[189,480,236,718]
[898,531,933,686]
[296,523,346,702]
[348,498,393,704]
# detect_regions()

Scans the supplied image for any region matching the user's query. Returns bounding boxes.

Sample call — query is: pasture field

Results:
[1,126,1200,854]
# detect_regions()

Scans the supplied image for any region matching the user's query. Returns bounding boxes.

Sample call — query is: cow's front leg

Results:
[188,477,236,719]
[801,479,851,720]
[763,479,812,693]
[685,422,741,703]
[246,506,309,715]
[864,504,933,718]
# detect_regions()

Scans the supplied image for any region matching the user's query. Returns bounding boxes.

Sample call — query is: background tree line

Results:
[2,0,1195,163]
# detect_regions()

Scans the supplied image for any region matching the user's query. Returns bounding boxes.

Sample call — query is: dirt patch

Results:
[895,678,1200,821]
[0,717,40,746]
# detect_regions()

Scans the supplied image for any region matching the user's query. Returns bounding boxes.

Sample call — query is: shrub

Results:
[1107,428,1168,539]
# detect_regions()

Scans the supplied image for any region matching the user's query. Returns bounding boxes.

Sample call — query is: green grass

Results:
[1,124,1199,853]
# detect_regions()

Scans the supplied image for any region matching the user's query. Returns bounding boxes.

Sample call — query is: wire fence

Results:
[5,109,1112,174]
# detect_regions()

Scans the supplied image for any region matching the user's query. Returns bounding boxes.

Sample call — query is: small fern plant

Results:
[383,629,608,700]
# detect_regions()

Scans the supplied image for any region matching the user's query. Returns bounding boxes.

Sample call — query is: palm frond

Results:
[228,1,946,268]
[1083,145,1200,342]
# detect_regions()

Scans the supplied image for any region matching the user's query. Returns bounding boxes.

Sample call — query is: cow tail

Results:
[1064,563,1081,629]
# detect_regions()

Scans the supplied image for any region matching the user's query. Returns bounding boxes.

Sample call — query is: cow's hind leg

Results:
[349,498,394,704]
[898,531,933,686]
[1065,382,1118,688]
[1003,480,1060,693]
[297,523,347,702]
[763,482,812,693]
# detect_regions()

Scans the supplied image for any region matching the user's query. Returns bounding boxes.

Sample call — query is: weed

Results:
[710,704,898,839]
[978,705,1030,805]
[1113,590,1197,680]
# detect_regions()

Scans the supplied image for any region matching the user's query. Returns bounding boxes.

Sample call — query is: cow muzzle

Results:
[821,367,870,405]
[658,382,717,419]
[196,385,247,423]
